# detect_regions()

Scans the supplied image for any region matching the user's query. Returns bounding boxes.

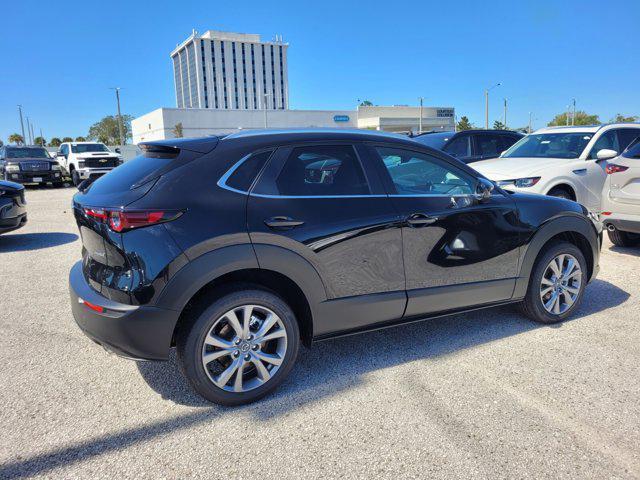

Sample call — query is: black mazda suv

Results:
[69,129,601,405]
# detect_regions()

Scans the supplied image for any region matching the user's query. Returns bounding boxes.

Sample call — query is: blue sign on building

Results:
[333,115,350,122]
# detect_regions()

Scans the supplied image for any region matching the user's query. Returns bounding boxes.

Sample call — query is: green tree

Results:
[34,136,47,146]
[172,122,184,138]
[548,111,600,126]
[493,120,506,130]
[88,115,133,145]
[62,137,73,143]
[359,100,374,107]
[49,137,62,147]
[610,113,638,123]
[9,133,24,145]
[456,116,474,131]
[75,136,86,142]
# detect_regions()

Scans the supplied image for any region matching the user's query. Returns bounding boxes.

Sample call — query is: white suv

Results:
[472,124,640,212]
[600,138,640,247]
[55,142,122,186]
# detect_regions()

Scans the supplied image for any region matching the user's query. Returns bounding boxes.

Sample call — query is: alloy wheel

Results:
[201,305,288,392]
[539,253,582,315]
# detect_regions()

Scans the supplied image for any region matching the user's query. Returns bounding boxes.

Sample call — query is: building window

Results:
[270,45,276,110]
[221,42,228,109]
[261,44,267,109]
[241,43,248,109]
[279,45,285,109]
[232,42,238,108]
[251,44,256,109]
[211,42,219,108]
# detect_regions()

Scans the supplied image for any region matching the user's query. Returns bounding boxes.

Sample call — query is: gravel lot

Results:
[1,186,639,479]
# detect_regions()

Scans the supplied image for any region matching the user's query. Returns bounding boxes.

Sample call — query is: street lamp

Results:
[528,112,538,134]
[17,105,26,145]
[484,82,501,129]
[262,93,272,129]
[418,97,424,134]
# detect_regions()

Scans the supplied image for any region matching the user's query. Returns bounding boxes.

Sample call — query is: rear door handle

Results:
[406,213,438,227]
[264,216,305,230]
[573,168,587,174]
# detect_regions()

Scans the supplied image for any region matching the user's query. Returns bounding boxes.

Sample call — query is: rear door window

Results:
[474,134,503,158]
[274,145,370,196]
[616,128,640,152]
[500,135,520,152]
[444,135,470,157]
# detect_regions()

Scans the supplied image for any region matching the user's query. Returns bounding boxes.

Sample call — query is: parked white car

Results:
[600,138,640,247]
[472,124,640,213]
[55,142,122,186]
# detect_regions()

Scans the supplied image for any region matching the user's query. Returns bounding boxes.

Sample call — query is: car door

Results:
[247,142,406,335]
[368,144,521,317]
[584,130,619,211]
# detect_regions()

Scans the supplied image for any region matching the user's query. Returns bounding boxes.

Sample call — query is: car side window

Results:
[225,150,272,192]
[274,145,370,196]
[376,147,475,196]
[59,144,68,156]
[588,130,619,159]
[444,135,469,157]
[500,135,520,152]
[475,134,503,158]
[616,128,640,152]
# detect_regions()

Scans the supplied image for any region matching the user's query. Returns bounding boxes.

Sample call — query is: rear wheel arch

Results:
[514,215,597,298]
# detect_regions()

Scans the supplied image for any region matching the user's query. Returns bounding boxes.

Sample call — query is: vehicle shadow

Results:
[2,279,628,480]
[0,232,78,252]
[138,278,629,412]
[608,245,640,257]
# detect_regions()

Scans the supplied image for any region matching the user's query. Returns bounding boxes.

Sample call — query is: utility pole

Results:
[25,116,32,144]
[485,83,501,129]
[566,105,570,126]
[418,97,424,134]
[571,98,576,126]
[40,128,44,146]
[110,87,125,146]
[30,121,35,145]
[503,98,508,129]
[528,112,533,134]
[17,105,26,145]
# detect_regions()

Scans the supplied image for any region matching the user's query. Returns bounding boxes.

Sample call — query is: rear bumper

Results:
[0,212,27,234]
[69,261,179,361]
[601,213,640,235]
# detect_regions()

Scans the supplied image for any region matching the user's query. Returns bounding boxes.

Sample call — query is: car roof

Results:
[415,129,522,138]
[536,123,640,134]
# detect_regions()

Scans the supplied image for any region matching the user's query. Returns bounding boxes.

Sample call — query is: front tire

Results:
[520,241,586,324]
[71,170,81,187]
[177,288,300,406]
[607,229,640,247]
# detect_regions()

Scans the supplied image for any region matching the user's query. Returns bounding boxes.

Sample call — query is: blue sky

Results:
[2,0,639,142]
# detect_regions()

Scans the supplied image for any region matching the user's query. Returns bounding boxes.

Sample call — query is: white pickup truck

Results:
[55,142,122,186]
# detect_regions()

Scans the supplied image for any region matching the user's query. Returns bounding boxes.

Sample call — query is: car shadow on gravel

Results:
[138,278,629,412]
[0,232,78,252]
[609,245,640,257]
[2,279,628,480]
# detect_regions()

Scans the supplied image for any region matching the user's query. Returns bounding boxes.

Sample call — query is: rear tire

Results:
[607,228,640,247]
[176,288,300,406]
[520,241,587,324]
[71,170,81,187]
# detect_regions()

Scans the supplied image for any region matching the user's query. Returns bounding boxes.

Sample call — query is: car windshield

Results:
[71,143,109,153]
[502,133,593,159]
[6,147,51,159]
[413,132,450,150]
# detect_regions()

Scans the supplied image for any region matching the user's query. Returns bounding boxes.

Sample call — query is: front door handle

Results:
[573,168,587,174]
[264,216,305,230]
[406,213,438,227]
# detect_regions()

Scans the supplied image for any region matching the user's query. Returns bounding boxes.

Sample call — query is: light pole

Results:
[571,98,576,126]
[503,98,508,129]
[485,82,501,129]
[25,116,32,144]
[262,93,272,129]
[418,96,424,134]
[528,112,537,134]
[39,128,44,146]
[17,105,26,145]
[110,87,125,145]
[30,121,35,145]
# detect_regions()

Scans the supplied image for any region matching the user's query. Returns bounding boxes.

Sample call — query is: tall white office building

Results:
[171,30,289,111]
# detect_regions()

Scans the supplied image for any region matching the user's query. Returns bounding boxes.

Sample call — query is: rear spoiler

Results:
[139,136,220,155]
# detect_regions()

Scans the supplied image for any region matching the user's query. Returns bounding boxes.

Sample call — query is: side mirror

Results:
[115,148,121,154]
[474,178,494,202]
[596,149,618,161]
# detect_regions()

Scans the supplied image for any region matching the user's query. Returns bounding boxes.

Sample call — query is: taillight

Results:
[605,164,629,174]
[83,207,182,232]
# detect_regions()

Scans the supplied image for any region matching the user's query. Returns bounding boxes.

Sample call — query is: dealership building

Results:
[131,29,455,143]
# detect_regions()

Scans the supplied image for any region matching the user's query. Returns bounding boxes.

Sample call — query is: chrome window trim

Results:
[218,152,483,199]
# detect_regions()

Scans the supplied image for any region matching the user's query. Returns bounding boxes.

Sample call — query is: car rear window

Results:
[622,139,640,159]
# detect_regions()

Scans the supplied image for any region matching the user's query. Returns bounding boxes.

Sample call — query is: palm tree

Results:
[8,133,24,145]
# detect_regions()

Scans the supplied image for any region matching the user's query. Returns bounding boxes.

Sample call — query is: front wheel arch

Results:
[546,183,576,201]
